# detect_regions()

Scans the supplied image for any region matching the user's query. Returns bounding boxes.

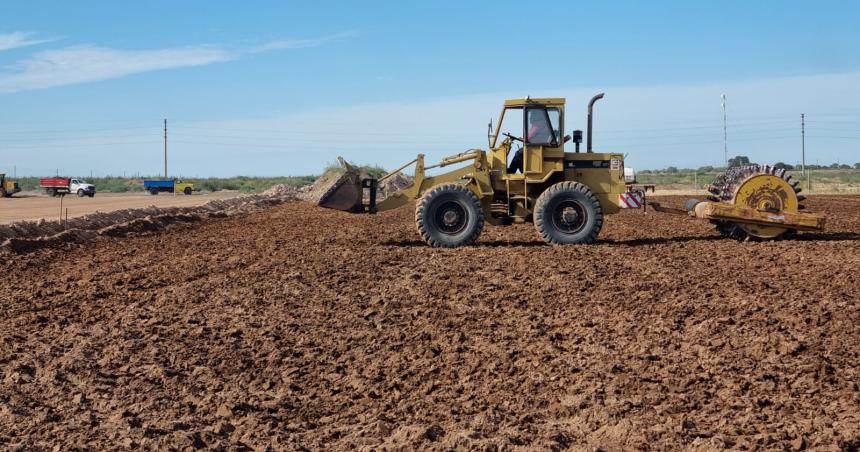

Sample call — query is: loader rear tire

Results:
[415,183,484,247]
[534,181,603,245]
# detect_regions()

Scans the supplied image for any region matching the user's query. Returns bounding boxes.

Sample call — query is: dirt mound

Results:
[0,191,299,254]
[260,184,301,198]
[377,172,413,201]
[302,169,414,205]
[2,195,859,450]
[300,171,345,204]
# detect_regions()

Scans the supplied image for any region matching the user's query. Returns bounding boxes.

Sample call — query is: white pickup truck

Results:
[39,177,97,197]
[624,167,636,184]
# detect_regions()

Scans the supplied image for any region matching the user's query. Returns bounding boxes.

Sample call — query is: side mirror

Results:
[572,130,583,152]
[563,134,571,143]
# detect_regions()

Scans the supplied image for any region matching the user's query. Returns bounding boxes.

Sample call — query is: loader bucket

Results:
[317,157,365,212]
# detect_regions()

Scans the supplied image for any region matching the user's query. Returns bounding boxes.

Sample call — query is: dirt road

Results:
[0,192,242,224]
[2,196,859,450]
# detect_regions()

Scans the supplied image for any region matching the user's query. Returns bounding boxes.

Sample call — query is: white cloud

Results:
[250,31,358,52]
[0,31,54,51]
[0,45,233,92]
[0,32,354,93]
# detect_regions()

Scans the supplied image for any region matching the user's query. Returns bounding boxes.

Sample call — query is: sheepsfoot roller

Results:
[647,164,825,240]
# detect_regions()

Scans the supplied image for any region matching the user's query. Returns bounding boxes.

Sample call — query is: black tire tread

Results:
[415,183,484,248]
[534,181,603,245]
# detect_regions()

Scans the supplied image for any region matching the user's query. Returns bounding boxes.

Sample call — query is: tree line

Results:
[639,155,860,174]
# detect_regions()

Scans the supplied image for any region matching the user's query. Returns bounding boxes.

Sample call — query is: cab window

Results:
[525,107,560,146]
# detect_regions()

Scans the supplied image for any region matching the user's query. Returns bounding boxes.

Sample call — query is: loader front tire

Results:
[534,181,602,245]
[416,183,484,247]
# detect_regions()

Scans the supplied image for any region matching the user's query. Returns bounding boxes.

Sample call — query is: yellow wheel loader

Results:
[0,173,21,198]
[319,94,825,247]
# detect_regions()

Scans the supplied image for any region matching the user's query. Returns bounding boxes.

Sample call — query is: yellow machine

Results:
[0,173,21,198]
[175,182,195,196]
[320,94,825,246]
[699,164,821,239]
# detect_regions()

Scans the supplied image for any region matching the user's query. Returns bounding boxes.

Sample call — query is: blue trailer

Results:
[143,179,194,195]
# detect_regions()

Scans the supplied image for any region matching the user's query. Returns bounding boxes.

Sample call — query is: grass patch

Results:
[637,168,860,185]
[636,171,721,186]
[322,160,387,178]
[187,176,317,193]
[9,162,387,194]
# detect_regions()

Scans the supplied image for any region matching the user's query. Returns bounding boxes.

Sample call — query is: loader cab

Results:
[490,98,566,178]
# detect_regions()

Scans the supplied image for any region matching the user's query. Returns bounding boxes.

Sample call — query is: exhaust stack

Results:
[587,92,604,153]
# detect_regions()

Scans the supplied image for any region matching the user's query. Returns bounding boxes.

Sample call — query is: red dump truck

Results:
[39,177,97,197]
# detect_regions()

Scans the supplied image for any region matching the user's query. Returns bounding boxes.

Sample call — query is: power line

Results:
[2,141,162,149]
[804,119,860,124]
[7,131,847,151]
[171,125,480,139]
[0,133,160,143]
[0,125,156,135]
[802,126,860,132]
[0,119,839,142]
[805,135,860,139]
[604,135,798,149]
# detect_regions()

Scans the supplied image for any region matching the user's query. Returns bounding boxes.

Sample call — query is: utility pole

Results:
[721,94,728,168]
[801,113,808,192]
[164,119,168,179]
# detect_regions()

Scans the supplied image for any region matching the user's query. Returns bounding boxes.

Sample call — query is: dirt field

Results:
[0,192,242,224]
[2,195,859,450]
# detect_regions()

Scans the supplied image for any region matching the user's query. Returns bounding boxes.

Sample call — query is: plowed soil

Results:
[2,196,859,450]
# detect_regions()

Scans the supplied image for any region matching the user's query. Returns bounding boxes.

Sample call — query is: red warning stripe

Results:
[619,192,643,208]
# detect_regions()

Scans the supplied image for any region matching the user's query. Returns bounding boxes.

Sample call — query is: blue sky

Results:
[1,1,859,177]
